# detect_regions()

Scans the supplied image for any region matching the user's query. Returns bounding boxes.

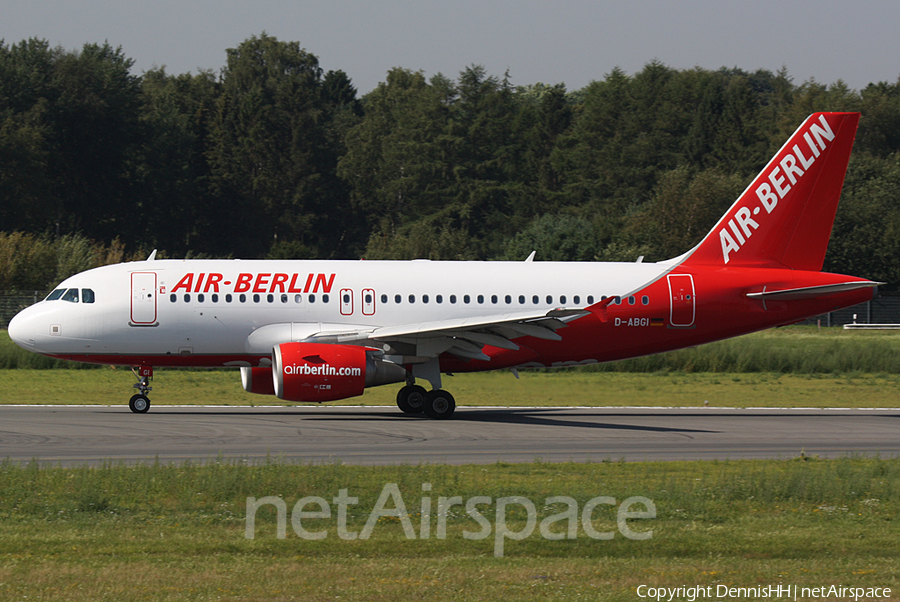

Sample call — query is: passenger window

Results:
[46,289,65,301]
[560,295,567,304]
[450,295,457,304]
[323,294,329,303]
[380,294,387,303]
[532,295,539,304]
[409,294,415,304]
[477,295,484,304]
[423,295,429,304]
[198,294,205,303]
[170,294,177,303]
[491,295,498,304]
[281,294,288,303]
[308,294,316,303]
[546,295,553,304]
[464,295,471,304]
[253,294,260,303]
[81,289,95,303]
[588,296,594,304]
[436,295,442,304]
[62,288,79,303]
[267,294,274,303]
[183,294,191,303]
[227,294,234,303]
[395,294,402,304]
[574,295,580,304]
[642,295,649,305]
[293,294,301,303]
[504,295,511,304]
[212,294,219,303]
[239,294,247,303]
[628,296,636,305]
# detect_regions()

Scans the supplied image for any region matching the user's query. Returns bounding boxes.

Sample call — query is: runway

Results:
[1,405,899,465]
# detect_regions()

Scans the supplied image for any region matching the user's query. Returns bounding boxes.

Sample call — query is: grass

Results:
[3,368,900,408]
[3,325,900,599]
[1,458,898,601]
[3,326,900,408]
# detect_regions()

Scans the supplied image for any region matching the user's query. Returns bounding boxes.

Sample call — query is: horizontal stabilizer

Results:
[747,281,881,301]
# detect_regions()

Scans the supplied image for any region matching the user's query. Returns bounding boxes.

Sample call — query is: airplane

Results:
[7,112,880,419]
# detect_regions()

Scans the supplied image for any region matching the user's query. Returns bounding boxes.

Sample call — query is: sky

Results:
[3,0,899,94]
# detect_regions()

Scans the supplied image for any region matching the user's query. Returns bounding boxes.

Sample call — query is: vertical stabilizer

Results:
[682,112,859,271]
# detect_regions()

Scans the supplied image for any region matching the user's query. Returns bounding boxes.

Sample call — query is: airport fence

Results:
[1,291,47,328]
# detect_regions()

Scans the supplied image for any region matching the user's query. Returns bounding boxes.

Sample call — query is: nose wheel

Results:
[129,367,153,413]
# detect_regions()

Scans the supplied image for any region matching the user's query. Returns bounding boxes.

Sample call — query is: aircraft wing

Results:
[303,308,589,362]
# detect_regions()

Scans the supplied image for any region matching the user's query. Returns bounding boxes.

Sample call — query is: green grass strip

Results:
[1,458,898,601]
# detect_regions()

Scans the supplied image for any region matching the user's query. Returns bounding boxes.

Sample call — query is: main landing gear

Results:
[396,383,456,419]
[129,366,153,413]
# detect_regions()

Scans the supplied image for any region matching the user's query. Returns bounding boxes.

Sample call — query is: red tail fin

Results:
[682,112,859,270]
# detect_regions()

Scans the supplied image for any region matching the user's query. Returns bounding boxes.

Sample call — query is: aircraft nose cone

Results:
[7,311,35,349]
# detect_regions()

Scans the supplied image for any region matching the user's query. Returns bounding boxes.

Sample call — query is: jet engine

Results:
[250,342,407,402]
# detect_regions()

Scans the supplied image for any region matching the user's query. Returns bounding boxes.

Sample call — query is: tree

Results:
[136,68,220,255]
[49,42,144,242]
[502,213,600,261]
[826,152,900,288]
[626,166,745,260]
[339,68,453,232]
[207,33,356,258]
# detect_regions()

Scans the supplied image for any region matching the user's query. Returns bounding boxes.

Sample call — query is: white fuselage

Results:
[9,258,675,365]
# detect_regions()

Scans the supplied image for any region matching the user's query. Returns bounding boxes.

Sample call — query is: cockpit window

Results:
[46,289,65,301]
[61,288,79,303]
[82,289,95,303]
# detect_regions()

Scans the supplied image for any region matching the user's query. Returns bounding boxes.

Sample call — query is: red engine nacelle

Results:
[269,342,405,402]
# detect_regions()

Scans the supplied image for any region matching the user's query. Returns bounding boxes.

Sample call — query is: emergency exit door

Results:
[667,274,695,327]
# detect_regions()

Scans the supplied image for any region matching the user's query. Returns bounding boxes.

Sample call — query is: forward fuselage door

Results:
[131,272,158,325]
[667,274,695,327]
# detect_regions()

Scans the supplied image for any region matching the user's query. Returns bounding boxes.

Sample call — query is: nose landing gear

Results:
[129,366,153,413]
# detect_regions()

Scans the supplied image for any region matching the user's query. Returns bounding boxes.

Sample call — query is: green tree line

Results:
[2,34,900,291]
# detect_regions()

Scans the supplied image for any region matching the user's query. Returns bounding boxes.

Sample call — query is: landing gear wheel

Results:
[397,385,427,414]
[423,389,456,419]
[129,394,151,414]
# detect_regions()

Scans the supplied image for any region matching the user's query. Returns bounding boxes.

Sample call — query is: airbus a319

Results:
[8,112,879,418]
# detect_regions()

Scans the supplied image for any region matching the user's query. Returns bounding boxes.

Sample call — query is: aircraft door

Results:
[340,288,354,315]
[667,274,695,327]
[362,288,376,316]
[131,272,158,325]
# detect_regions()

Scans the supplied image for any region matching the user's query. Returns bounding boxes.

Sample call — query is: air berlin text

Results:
[284,364,361,377]
[170,273,336,294]
[720,114,835,264]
